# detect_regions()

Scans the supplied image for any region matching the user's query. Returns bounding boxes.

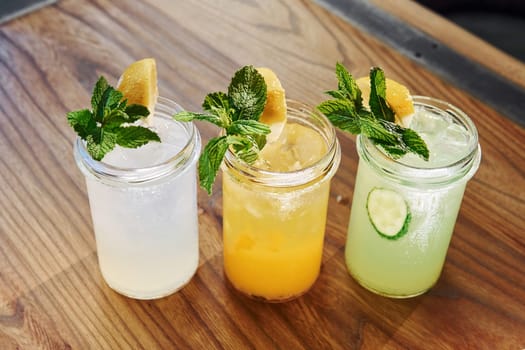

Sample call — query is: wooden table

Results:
[1,0,524,348]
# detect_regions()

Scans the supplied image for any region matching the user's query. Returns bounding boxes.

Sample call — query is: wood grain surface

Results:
[0,0,524,348]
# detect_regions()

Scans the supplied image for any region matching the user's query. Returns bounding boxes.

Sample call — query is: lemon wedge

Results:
[356,77,414,127]
[117,58,158,122]
[256,67,287,142]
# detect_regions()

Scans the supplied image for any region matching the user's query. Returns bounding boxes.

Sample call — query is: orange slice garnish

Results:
[256,67,287,142]
[117,58,158,122]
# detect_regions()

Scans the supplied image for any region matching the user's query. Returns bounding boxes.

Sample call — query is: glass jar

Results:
[74,97,201,300]
[345,96,481,298]
[221,100,341,302]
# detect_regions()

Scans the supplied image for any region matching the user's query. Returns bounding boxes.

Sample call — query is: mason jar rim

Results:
[222,99,341,188]
[358,95,481,187]
[74,96,201,185]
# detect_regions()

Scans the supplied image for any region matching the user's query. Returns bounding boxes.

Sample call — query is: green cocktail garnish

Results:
[174,65,271,194]
[67,76,159,161]
[317,63,429,161]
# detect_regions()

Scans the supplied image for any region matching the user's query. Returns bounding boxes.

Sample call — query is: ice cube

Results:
[257,123,327,172]
[410,109,450,134]
[442,123,469,146]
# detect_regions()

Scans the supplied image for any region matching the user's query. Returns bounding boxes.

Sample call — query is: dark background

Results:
[416,0,525,62]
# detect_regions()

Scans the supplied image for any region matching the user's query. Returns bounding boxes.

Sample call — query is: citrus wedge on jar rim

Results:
[356,76,414,127]
[256,67,287,143]
[117,58,158,122]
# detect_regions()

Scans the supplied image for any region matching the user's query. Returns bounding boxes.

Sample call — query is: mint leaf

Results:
[360,117,398,145]
[227,120,270,136]
[198,133,265,194]
[176,65,273,194]
[369,67,395,122]
[402,128,429,161]
[252,134,267,151]
[317,63,429,161]
[227,135,259,164]
[202,92,232,127]
[203,92,230,113]
[317,99,361,134]
[370,119,429,160]
[104,109,132,131]
[228,65,267,121]
[67,109,97,140]
[174,111,225,128]
[86,131,116,161]
[94,84,113,122]
[335,62,362,109]
[67,75,160,161]
[199,136,229,194]
[125,104,150,119]
[91,76,109,116]
[116,126,160,148]
[379,144,408,159]
[106,89,124,111]
[324,90,347,100]
[95,87,124,121]
[103,104,147,131]
[317,99,356,115]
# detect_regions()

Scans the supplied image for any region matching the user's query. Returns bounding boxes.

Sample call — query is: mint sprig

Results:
[318,63,429,161]
[174,65,270,194]
[67,76,160,161]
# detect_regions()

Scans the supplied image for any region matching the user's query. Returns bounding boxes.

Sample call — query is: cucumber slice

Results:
[366,187,411,240]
